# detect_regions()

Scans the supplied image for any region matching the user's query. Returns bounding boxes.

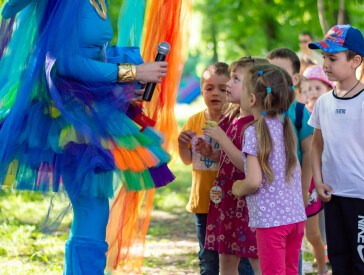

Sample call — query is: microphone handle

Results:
[142,53,167,101]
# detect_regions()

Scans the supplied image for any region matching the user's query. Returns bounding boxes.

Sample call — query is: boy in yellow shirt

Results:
[178,62,229,274]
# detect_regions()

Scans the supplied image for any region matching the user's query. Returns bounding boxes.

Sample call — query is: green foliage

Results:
[185,0,364,76]
[108,0,124,45]
[154,159,192,212]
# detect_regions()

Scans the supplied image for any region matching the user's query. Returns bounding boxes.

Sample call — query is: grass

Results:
[0,189,68,274]
[0,158,197,274]
[0,160,196,275]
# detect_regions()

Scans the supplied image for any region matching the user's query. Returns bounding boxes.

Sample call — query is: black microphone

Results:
[142,42,171,101]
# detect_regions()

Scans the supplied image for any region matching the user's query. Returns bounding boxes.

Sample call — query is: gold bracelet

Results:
[117,63,136,82]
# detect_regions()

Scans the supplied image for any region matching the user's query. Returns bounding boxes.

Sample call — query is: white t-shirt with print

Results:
[308,90,364,199]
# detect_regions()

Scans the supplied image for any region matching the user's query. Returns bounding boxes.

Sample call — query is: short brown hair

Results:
[266,48,301,74]
[201,62,229,86]
[345,50,364,63]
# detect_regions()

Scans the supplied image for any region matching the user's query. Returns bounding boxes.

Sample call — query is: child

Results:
[308,24,364,274]
[178,62,229,274]
[232,64,307,274]
[303,65,334,113]
[267,48,314,275]
[298,76,309,105]
[303,65,334,275]
[196,57,269,275]
[267,48,313,208]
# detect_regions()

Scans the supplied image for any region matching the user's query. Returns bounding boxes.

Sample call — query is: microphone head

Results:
[158,42,171,55]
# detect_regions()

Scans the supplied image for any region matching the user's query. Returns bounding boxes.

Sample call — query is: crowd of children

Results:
[179,24,364,275]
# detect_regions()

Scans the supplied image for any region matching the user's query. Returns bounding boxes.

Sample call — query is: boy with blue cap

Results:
[308,25,364,274]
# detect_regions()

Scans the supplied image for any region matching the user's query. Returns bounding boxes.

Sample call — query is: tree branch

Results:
[317,0,329,34]
[338,0,345,25]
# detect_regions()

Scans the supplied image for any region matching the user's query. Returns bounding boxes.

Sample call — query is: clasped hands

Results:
[198,122,253,198]
[195,122,227,161]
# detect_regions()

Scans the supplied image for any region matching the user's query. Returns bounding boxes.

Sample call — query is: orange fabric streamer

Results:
[105,0,191,273]
[113,147,158,172]
[141,0,192,154]
[114,149,142,171]
[105,187,155,274]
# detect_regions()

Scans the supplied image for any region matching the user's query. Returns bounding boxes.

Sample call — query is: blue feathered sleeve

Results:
[56,54,119,83]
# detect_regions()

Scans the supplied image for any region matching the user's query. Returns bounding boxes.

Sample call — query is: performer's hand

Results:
[131,88,144,102]
[136,62,168,83]
[195,137,213,158]
[131,82,147,102]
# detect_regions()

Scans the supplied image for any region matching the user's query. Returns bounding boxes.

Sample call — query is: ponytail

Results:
[245,64,297,183]
[256,116,274,183]
[283,114,298,182]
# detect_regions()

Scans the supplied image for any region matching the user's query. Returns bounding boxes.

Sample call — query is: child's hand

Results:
[195,137,213,157]
[315,182,334,202]
[202,122,226,143]
[178,130,196,147]
[232,180,244,197]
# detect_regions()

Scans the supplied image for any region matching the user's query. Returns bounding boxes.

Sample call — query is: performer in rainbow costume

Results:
[0,0,191,274]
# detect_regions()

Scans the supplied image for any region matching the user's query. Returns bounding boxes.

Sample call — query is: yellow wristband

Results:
[117,63,136,82]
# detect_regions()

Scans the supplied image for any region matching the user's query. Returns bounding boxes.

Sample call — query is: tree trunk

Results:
[338,0,345,25]
[210,21,218,63]
[317,0,329,34]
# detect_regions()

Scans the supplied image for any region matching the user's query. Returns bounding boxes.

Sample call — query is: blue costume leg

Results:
[63,195,109,275]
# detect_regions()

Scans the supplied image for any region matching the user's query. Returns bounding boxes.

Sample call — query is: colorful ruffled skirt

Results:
[0,46,175,202]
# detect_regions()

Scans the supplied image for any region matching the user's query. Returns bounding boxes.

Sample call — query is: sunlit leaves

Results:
[183,0,364,76]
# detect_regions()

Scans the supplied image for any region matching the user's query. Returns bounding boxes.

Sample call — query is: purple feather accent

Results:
[126,102,143,119]
[0,18,15,61]
[149,163,175,188]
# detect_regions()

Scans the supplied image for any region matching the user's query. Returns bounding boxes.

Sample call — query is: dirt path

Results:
[142,210,333,275]
[143,210,200,275]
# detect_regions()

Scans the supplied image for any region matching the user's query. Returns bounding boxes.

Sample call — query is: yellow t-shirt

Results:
[181,110,220,213]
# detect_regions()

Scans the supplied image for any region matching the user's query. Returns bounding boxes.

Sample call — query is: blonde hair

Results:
[244,64,297,183]
[224,57,269,119]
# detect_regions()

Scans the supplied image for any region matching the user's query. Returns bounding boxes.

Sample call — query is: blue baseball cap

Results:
[309,25,364,56]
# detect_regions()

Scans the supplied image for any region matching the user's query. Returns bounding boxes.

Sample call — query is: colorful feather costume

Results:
[0,0,191,273]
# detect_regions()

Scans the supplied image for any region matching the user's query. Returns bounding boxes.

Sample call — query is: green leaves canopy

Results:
[188,0,364,75]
